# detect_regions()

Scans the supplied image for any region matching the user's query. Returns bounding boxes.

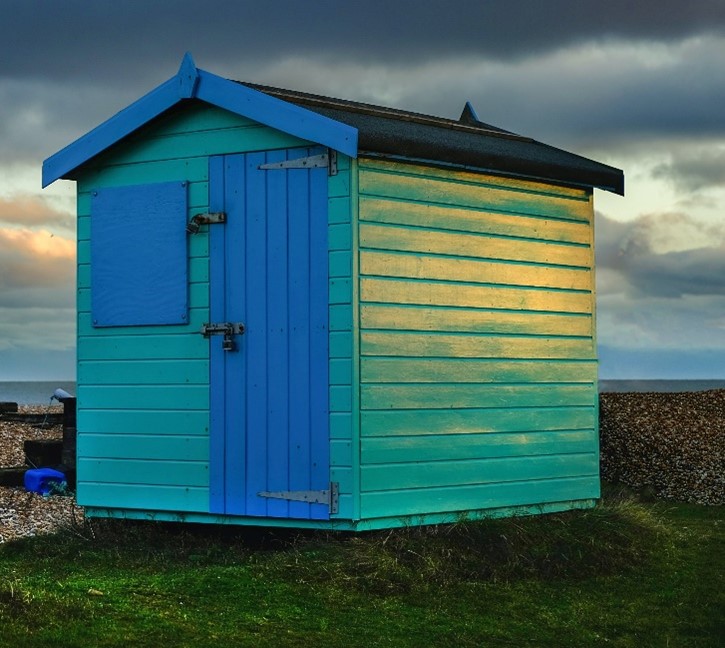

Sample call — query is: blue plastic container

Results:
[24,468,66,495]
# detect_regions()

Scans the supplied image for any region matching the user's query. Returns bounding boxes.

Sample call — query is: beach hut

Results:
[43,54,623,530]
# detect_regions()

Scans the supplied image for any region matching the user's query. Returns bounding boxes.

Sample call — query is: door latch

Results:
[201,322,245,352]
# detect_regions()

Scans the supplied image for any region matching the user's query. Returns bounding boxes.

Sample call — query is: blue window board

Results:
[91,182,189,327]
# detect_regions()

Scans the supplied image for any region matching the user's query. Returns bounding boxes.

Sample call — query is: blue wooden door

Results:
[208,147,330,520]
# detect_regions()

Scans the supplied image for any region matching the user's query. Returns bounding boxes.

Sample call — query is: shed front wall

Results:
[356,158,599,522]
[75,102,355,522]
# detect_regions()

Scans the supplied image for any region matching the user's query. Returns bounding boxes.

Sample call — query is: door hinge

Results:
[258,150,338,176]
[201,322,245,351]
[258,482,339,514]
[187,212,226,234]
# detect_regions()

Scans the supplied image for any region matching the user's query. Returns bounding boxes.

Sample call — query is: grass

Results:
[0,486,722,647]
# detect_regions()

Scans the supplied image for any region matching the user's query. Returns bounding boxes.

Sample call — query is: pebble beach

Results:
[0,391,722,542]
[0,405,84,543]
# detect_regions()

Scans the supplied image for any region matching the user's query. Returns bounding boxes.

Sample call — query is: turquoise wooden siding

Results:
[75,103,354,518]
[356,158,599,520]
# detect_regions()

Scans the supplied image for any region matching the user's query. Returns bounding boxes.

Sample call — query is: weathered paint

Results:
[357,158,599,520]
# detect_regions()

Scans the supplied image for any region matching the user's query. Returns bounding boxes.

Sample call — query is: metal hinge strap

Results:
[258,482,339,514]
[258,150,338,176]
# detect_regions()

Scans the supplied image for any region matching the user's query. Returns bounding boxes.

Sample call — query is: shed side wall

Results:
[357,158,599,519]
[76,103,355,519]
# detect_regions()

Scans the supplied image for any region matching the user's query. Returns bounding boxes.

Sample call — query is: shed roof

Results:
[245,83,624,195]
[43,54,623,195]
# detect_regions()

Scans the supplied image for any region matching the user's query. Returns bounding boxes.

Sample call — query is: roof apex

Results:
[42,54,358,187]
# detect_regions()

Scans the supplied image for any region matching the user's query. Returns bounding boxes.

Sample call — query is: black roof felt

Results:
[243,82,624,195]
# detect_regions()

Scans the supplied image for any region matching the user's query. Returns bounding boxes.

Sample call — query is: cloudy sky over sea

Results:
[0,1,724,380]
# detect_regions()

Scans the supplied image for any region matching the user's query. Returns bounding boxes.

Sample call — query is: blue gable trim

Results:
[42,53,358,187]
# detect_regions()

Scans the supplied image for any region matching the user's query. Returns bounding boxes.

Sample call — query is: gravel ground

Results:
[0,392,721,543]
[600,390,725,505]
[0,405,84,543]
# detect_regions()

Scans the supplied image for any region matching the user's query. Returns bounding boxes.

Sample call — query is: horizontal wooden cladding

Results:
[78,434,208,461]
[77,483,209,512]
[361,278,591,314]
[361,305,592,337]
[360,476,600,518]
[77,410,208,436]
[360,224,591,268]
[361,406,595,436]
[362,430,596,464]
[361,251,591,291]
[359,158,590,201]
[360,197,591,244]
[361,452,598,492]
[362,358,595,384]
[359,167,591,222]
[77,458,208,487]
[78,334,208,361]
[361,332,595,360]
[361,384,594,410]
[78,359,209,385]
[80,385,209,410]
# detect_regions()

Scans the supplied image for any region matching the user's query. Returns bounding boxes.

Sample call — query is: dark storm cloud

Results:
[2,0,724,83]
[652,147,725,191]
[596,212,725,299]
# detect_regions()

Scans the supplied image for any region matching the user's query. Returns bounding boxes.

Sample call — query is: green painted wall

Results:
[356,158,599,520]
[75,102,354,518]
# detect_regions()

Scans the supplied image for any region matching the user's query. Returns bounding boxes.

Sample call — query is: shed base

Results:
[83,499,597,531]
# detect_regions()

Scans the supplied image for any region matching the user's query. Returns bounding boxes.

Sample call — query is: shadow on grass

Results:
[1,486,673,597]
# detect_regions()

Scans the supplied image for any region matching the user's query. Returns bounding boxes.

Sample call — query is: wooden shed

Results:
[43,54,623,530]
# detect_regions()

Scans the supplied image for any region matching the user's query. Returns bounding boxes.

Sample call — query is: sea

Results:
[1,379,724,405]
[0,381,78,406]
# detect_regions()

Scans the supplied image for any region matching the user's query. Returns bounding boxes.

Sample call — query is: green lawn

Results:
[1,488,722,647]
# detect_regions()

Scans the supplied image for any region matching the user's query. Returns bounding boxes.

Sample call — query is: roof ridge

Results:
[239,81,531,143]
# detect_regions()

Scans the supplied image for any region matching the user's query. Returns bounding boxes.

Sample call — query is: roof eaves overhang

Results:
[42,53,359,187]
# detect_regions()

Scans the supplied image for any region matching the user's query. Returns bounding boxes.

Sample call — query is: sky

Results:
[0,0,724,380]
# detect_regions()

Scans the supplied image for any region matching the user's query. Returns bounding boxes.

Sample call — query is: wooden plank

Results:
[362,430,596,464]
[361,384,594,410]
[361,406,596,436]
[265,148,291,519]
[358,157,590,200]
[360,223,591,268]
[81,384,209,411]
[361,305,592,336]
[79,157,209,188]
[361,278,592,314]
[77,409,209,436]
[77,333,208,361]
[107,125,308,168]
[361,331,595,360]
[329,251,352,278]
[361,357,596,384]
[330,358,353,385]
[360,476,600,518]
[359,168,591,222]
[360,250,591,290]
[78,434,208,461]
[77,458,208,487]
[309,161,332,521]
[330,439,353,467]
[78,359,209,385]
[361,452,599,491]
[76,482,209,512]
[359,197,591,243]
[244,151,269,518]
